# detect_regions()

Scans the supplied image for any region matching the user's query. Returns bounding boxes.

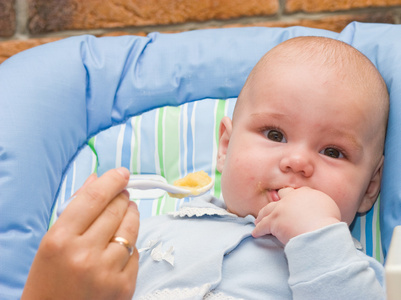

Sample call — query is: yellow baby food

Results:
[169,171,212,198]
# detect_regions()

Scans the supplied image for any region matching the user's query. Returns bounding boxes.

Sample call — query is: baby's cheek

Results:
[329,194,355,225]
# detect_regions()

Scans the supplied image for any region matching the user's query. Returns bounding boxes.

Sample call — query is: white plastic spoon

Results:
[126,173,214,199]
[57,173,214,217]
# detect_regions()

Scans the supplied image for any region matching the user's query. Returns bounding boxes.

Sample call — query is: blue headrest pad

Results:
[338,23,401,258]
[0,23,400,298]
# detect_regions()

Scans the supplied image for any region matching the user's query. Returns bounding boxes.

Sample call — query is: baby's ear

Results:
[358,156,384,213]
[216,116,233,173]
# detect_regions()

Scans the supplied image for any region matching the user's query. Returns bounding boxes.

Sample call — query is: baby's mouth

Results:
[258,182,281,202]
[268,189,280,202]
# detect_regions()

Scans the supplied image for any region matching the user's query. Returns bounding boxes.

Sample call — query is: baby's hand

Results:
[252,187,341,245]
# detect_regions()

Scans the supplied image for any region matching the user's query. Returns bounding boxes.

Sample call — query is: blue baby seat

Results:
[1,22,401,299]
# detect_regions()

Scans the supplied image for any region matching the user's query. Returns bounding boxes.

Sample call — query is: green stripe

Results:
[156,108,165,215]
[155,195,165,216]
[161,106,181,214]
[129,116,142,202]
[88,137,98,174]
[131,116,141,174]
[213,99,227,198]
[48,205,57,228]
[157,107,165,178]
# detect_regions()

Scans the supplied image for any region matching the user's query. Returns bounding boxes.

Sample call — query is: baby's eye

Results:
[321,147,344,159]
[265,129,287,143]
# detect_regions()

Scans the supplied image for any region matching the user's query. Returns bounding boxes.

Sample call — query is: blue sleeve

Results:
[285,223,385,300]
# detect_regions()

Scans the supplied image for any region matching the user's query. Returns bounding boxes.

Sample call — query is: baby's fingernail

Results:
[116,167,130,179]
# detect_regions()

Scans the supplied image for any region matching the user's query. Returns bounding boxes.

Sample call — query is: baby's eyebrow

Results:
[327,129,363,153]
[250,112,289,122]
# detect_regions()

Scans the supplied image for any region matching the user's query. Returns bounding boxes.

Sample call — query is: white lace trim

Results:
[205,291,244,300]
[138,284,210,300]
[138,285,243,300]
[169,206,237,218]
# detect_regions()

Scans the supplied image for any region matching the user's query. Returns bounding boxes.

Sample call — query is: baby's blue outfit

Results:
[133,196,385,299]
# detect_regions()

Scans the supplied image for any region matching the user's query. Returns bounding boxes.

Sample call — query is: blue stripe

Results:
[139,110,157,174]
[73,146,96,189]
[54,146,97,218]
[121,120,133,170]
[186,102,195,173]
[226,98,237,118]
[365,209,374,256]
[351,216,361,242]
[179,104,186,177]
[95,125,120,175]
[64,167,74,200]
[137,201,154,220]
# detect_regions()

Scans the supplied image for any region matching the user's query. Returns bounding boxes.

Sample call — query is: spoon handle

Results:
[126,179,190,194]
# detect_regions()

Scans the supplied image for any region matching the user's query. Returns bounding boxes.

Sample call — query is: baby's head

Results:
[217,36,389,224]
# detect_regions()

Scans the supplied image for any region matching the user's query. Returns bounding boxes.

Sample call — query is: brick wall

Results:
[1,0,401,63]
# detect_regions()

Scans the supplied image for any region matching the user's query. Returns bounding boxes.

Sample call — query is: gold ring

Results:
[110,236,134,256]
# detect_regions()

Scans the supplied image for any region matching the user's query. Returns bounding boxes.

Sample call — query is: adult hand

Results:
[22,167,140,300]
[252,187,341,245]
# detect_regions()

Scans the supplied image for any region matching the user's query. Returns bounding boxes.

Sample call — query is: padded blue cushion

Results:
[0,23,400,298]
[337,23,401,260]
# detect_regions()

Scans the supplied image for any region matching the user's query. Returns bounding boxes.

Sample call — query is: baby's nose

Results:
[279,152,314,178]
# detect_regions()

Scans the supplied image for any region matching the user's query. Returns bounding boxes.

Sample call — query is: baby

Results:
[133,36,388,299]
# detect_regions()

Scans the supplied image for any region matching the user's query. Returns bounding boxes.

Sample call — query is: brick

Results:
[28,0,75,34]
[286,0,401,13]
[0,0,16,37]
[279,12,395,32]
[28,0,279,34]
[99,31,146,37]
[0,32,147,64]
[0,37,61,64]
[220,12,395,33]
[2,10,395,64]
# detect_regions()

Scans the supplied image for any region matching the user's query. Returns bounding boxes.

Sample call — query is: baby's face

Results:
[217,61,384,225]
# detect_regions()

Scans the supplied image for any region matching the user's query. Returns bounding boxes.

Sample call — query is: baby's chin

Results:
[225,205,259,218]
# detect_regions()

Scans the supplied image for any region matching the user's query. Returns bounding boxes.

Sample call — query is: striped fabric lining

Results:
[50,98,383,263]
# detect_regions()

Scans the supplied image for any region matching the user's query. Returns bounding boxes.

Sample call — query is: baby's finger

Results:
[59,167,130,235]
[254,202,276,225]
[106,201,140,270]
[252,215,273,238]
[278,187,295,199]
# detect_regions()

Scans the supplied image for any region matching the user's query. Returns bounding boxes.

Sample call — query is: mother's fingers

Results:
[59,167,130,235]
[105,201,140,271]
[85,190,130,245]
[122,246,139,290]
[56,173,98,218]
[75,173,98,195]
[111,245,140,299]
